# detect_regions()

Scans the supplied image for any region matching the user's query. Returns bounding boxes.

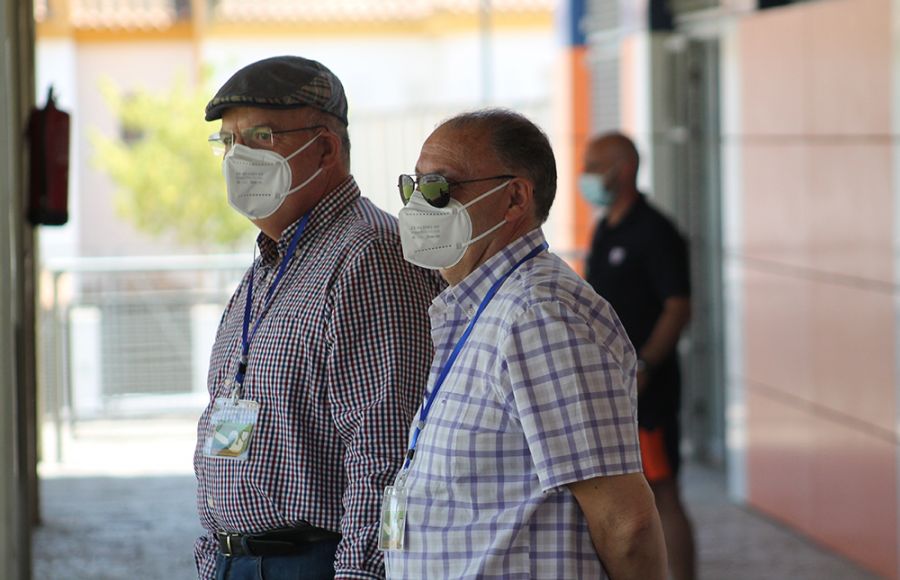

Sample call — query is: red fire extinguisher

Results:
[26,86,70,226]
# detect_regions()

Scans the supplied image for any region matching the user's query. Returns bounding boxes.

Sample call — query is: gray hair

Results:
[306,108,351,171]
[438,108,557,223]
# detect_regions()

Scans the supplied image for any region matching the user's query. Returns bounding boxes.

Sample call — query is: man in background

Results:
[581,131,697,580]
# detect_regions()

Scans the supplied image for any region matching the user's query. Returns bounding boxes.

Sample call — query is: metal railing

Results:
[40,254,250,460]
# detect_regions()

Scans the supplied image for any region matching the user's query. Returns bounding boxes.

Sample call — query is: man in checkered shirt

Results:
[385,109,667,579]
[193,56,442,579]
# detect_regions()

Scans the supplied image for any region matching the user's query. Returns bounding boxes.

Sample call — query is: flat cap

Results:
[205,55,348,125]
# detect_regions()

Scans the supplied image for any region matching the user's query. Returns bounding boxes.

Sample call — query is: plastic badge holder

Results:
[203,398,260,461]
[379,485,408,551]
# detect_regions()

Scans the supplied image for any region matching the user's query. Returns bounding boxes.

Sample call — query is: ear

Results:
[504,177,534,223]
[624,157,639,182]
[317,130,342,170]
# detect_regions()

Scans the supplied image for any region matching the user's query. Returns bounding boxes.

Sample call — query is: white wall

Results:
[202,31,554,111]
[36,28,556,259]
[202,31,556,214]
[73,41,198,257]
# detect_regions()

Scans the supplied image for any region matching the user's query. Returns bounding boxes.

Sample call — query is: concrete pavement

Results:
[31,416,881,580]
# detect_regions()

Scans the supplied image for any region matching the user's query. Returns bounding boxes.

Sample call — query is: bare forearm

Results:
[589,508,667,580]
[640,297,690,367]
[569,474,668,580]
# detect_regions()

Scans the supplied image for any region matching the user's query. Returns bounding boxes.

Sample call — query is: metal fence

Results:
[39,255,250,457]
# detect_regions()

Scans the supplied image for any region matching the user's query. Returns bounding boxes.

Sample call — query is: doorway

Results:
[671,36,727,466]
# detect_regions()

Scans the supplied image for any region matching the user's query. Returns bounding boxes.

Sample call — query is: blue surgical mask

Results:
[578,173,615,207]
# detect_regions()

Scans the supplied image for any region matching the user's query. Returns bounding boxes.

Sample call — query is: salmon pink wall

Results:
[738,0,898,577]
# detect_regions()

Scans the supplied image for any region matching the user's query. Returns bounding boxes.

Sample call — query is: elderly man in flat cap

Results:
[192,55,442,580]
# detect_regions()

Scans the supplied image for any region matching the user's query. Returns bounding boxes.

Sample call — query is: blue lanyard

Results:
[402,242,548,471]
[233,213,310,390]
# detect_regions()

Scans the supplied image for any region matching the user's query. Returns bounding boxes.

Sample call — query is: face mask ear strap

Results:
[280,133,326,197]
[464,218,506,248]
[461,179,512,210]
[284,167,323,197]
[282,132,322,163]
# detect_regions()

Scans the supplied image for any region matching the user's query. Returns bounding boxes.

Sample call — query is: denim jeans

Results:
[213,538,339,580]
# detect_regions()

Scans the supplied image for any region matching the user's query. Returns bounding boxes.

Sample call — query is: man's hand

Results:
[636,367,650,395]
[639,296,690,374]
[568,473,667,580]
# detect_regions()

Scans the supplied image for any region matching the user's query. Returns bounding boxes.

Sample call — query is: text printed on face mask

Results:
[409,224,442,240]
[235,170,266,186]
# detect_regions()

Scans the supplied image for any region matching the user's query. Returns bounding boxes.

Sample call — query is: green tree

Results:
[91,75,253,251]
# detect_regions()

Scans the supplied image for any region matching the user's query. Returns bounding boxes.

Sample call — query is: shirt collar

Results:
[601,193,647,232]
[256,175,360,265]
[437,227,547,312]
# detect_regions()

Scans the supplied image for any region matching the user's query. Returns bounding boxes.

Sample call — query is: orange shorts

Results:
[639,426,674,483]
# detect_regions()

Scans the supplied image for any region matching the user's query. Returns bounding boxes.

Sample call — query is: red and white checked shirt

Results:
[193,176,443,579]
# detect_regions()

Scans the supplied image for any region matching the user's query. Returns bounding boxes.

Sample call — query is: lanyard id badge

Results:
[378,484,408,551]
[203,397,260,461]
[378,242,548,553]
[202,215,309,462]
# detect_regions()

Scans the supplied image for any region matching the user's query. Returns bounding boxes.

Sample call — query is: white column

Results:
[720,16,746,503]
[70,307,102,418]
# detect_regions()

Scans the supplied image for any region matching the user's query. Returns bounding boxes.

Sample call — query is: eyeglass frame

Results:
[398,173,517,208]
[208,124,326,155]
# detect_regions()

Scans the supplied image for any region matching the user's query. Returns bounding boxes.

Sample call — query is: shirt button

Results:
[467,306,476,316]
[207,495,215,508]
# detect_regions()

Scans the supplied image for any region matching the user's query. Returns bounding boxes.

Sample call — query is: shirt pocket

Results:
[443,386,530,483]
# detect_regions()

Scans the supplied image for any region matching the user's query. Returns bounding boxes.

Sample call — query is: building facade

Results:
[4,0,900,578]
[572,0,899,577]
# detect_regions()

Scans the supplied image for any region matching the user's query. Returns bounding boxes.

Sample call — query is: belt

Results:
[216,524,342,558]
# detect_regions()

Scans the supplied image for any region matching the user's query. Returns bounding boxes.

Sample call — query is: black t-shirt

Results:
[585,195,690,428]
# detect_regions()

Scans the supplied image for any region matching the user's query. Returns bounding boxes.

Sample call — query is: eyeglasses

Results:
[208,125,325,155]
[398,173,516,208]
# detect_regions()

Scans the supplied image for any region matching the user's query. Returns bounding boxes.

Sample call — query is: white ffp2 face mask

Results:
[222,134,322,220]
[398,179,510,270]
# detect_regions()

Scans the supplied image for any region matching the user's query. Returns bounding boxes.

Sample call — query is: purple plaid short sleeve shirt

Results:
[385,228,642,579]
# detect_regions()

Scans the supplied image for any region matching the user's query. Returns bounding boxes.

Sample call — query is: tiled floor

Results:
[681,463,880,580]
[31,417,883,580]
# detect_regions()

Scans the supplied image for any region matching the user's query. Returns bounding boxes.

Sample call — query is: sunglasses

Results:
[398,173,516,208]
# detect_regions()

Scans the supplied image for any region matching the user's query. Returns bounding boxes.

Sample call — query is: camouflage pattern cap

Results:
[205,55,348,125]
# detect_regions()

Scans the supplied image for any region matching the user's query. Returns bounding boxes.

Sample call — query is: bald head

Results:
[585,132,640,184]
[580,131,641,219]
[437,108,557,223]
